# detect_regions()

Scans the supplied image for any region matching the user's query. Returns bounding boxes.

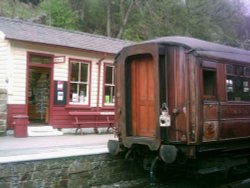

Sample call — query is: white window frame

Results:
[69,59,90,105]
[103,64,115,106]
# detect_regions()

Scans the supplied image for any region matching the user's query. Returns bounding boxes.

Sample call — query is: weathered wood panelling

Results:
[220,103,250,119]
[220,120,250,139]
[219,103,250,140]
[167,47,188,142]
[187,54,199,143]
[203,103,218,121]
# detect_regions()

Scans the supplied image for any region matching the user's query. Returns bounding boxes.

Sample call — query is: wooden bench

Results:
[68,111,115,135]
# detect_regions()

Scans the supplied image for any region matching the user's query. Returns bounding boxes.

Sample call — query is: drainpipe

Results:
[96,53,107,111]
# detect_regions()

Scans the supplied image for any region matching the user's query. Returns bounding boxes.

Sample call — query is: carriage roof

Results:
[144,36,250,64]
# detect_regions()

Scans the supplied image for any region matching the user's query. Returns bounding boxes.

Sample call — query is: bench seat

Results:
[69,111,115,134]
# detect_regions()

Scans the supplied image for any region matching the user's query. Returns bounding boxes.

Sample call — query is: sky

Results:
[241,0,250,15]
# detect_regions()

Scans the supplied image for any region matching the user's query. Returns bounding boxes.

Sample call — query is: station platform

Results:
[0,133,117,163]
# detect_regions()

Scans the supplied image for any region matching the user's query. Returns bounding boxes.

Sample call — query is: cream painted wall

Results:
[6,40,114,107]
[0,33,11,91]
[9,46,27,104]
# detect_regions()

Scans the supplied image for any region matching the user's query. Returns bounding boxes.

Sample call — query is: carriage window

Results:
[203,69,216,99]
[226,65,250,101]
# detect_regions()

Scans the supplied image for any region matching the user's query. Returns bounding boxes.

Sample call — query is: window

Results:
[226,64,250,101]
[203,69,216,99]
[104,65,115,105]
[30,54,51,64]
[69,60,90,104]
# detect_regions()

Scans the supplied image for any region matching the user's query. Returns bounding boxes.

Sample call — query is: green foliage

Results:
[0,0,41,19]
[20,0,41,6]
[80,0,107,34]
[39,0,78,29]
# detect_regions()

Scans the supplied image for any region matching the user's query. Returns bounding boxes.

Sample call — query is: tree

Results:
[39,0,78,29]
[19,0,41,6]
[1,0,250,47]
[71,0,136,38]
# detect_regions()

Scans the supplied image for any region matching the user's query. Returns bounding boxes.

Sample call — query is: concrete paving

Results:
[0,134,117,163]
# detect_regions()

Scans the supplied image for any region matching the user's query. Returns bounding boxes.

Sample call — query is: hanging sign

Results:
[53,56,65,64]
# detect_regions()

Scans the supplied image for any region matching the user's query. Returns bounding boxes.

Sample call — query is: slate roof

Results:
[0,16,133,54]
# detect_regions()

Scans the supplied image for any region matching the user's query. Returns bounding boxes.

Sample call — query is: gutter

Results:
[96,53,107,111]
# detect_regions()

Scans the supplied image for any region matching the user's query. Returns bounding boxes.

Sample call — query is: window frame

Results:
[68,58,91,106]
[103,63,115,107]
[202,68,217,100]
[226,64,250,102]
[201,60,218,101]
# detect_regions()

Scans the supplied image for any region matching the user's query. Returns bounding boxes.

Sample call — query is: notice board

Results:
[54,81,67,105]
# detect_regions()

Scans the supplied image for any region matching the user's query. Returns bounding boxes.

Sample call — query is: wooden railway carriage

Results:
[108,36,250,175]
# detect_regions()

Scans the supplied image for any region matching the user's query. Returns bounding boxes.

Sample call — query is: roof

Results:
[0,17,134,54]
[146,36,250,63]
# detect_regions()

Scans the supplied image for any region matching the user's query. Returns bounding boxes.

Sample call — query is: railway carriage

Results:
[108,36,250,176]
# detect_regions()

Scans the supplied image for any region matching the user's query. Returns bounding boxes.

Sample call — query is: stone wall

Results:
[0,89,7,134]
[0,154,146,188]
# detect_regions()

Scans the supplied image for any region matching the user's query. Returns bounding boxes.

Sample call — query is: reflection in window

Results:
[203,69,216,99]
[226,64,250,101]
[226,79,233,92]
[104,65,115,105]
[69,60,89,104]
[243,81,249,92]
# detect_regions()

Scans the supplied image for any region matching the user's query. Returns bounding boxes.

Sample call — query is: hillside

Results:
[0,0,41,20]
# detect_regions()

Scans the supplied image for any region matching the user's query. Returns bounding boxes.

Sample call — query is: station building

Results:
[0,17,132,131]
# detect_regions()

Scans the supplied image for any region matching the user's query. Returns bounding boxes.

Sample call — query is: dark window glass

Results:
[236,66,244,76]
[226,64,234,74]
[104,65,115,104]
[80,64,88,82]
[105,67,113,84]
[245,67,250,77]
[30,55,51,64]
[226,65,250,101]
[70,63,79,82]
[203,69,216,99]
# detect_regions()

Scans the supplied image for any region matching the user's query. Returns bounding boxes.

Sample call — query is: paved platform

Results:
[0,134,117,163]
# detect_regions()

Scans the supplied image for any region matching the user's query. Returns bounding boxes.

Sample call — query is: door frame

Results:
[26,52,54,124]
[122,43,162,150]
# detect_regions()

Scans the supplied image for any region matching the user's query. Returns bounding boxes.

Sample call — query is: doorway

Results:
[27,54,52,125]
[28,67,50,124]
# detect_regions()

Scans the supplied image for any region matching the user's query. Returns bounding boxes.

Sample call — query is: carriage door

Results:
[202,61,219,142]
[131,54,156,137]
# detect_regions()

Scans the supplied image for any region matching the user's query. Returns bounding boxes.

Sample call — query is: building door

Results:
[131,54,155,137]
[27,54,53,124]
